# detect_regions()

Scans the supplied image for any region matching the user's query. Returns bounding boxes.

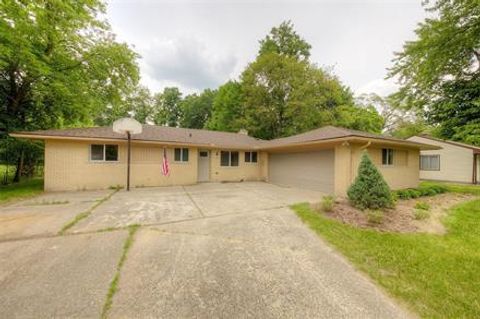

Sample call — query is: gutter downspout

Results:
[473,153,478,185]
[359,141,371,150]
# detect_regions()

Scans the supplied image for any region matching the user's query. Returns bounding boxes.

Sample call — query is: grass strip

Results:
[58,189,118,235]
[292,195,480,318]
[101,224,140,319]
[0,178,44,204]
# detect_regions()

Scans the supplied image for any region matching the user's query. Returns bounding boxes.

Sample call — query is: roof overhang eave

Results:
[258,136,442,151]
[9,133,262,150]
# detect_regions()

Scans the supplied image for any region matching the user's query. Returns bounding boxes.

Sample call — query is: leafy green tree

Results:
[259,20,311,61]
[390,120,430,139]
[389,0,480,145]
[334,105,384,134]
[355,93,403,133]
[153,87,183,127]
[129,86,154,124]
[0,0,139,181]
[180,89,217,129]
[241,53,353,139]
[426,75,480,145]
[206,81,244,132]
[347,152,393,210]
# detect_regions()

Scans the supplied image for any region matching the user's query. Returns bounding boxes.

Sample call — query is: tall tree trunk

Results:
[13,149,24,183]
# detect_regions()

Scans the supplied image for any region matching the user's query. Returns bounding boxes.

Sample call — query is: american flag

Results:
[162,148,170,176]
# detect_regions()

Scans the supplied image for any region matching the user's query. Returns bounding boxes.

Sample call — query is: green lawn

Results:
[0,178,44,204]
[293,183,480,318]
[420,180,480,195]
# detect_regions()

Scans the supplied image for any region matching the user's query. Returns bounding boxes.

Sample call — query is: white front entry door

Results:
[198,150,210,182]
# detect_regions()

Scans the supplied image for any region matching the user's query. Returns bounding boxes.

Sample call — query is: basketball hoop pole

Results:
[127,131,131,191]
[112,117,142,192]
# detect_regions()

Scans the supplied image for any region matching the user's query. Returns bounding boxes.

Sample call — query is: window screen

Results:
[91,144,118,162]
[91,145,104,161]
[174,148,181,161]
[174,148,189,162]
[420,155,440,171]
[231,152,239,166]
[382,148,394,165]
[105,145,118,161]
[182,148,189,162]
[221,151,230,166]
[245,151,258,163]
[221,151,239,166]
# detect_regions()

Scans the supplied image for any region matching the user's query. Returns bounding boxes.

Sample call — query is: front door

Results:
[198,150,210,182]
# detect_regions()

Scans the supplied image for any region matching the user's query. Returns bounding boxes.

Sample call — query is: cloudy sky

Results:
[106,0,427,96]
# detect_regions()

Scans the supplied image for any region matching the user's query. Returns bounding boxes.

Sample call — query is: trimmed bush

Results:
[415,201,431,211]
[366,209,384,224]
[414,209,430,220]
[394,184,448,200]
[347,152,393,210]
[321,195,335,212]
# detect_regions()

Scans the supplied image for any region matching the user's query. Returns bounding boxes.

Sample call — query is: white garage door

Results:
[268,149,334,193]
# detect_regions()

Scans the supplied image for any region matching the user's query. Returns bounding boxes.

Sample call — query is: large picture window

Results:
[221,151,239,167]
[382,148,394,166]
[420,155,440,171]
[174,148,189,162]
[90,144,118,162]
[245,151,258,163]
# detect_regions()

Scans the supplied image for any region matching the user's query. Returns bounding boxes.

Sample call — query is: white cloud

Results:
[141,36,238,93]
[355,78,399,97]
[106,1,426,95]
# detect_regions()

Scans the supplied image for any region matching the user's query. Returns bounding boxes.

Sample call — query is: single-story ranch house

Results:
[408,135,480,184]
[11,125,439,195]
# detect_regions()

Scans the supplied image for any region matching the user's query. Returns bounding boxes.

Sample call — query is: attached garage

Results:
[268,149,335,193]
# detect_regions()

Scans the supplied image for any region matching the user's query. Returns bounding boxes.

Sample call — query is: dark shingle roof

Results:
[14,125,265,149]
[11,124,438,150]
[412,135,480,152]
[263,126,425,148]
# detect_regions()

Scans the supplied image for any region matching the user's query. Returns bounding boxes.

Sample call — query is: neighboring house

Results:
[11,125,438,195]
[408,135,480,184]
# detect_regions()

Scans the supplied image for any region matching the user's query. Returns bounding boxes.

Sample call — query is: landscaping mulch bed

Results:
[316,193,475,234]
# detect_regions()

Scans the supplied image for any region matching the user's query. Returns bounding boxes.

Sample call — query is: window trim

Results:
[220,151,239,167]
[89,144,119,162]
[174,148,189,163]
[244,151,258,164]
[382,148,394,166]
[420,154,441,171]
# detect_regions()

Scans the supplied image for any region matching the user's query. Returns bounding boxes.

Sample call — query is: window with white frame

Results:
[244,151,258,163]
[174,148,189,162]
[90,144,118,162]
[420,155,440,171]
[221,151,239,167]
[382,148,394,166]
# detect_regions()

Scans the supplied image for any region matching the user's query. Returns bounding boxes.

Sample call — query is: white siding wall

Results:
[408,136,474,183]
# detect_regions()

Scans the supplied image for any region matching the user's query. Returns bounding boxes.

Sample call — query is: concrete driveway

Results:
[0,182,411,318]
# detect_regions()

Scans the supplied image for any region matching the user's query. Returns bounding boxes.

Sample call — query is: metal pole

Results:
[127,131,131,191]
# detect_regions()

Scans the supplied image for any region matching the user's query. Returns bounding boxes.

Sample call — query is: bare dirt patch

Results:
[315,193,476,234]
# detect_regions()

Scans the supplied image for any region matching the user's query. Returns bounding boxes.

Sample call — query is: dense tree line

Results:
[104,21,385,140]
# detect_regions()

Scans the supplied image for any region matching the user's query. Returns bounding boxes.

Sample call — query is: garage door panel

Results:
[268,150,334,193]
